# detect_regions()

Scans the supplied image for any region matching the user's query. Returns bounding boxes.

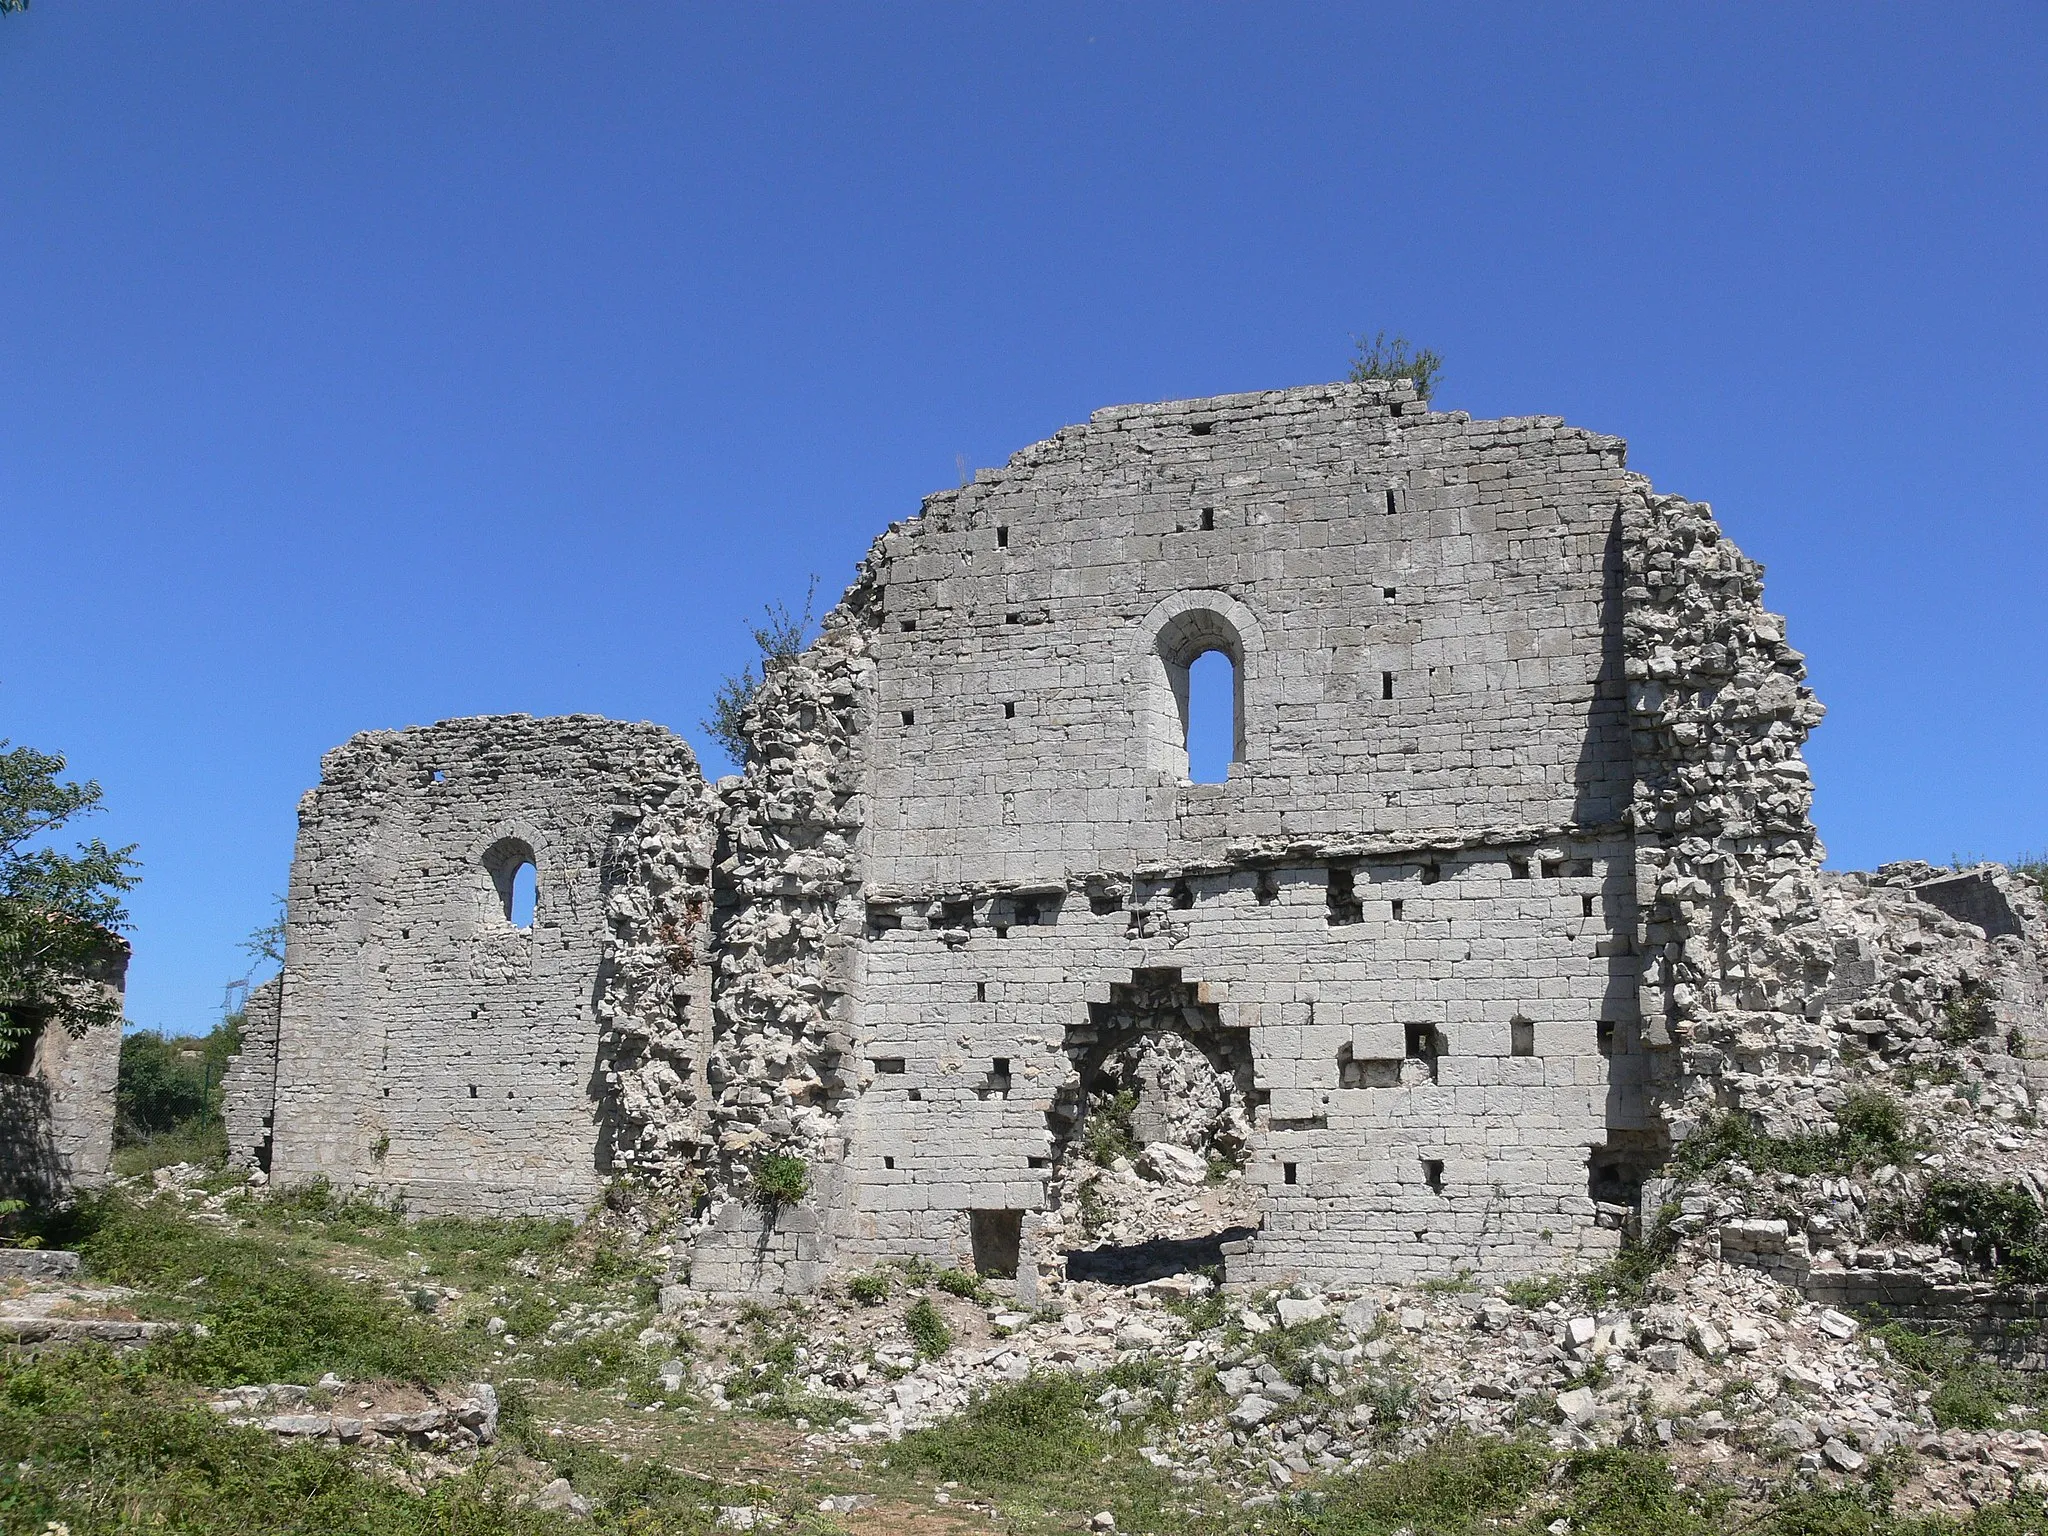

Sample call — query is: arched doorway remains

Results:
[1045,968,1263,1285]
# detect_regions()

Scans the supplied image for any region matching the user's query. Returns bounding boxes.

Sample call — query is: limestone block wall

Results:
[221,975,281,1171]
[268,715,710,1217]
[772,380,1661,1287]
[836,838,1644,1286]
[859,380,1636,891]
[0,938,126,1203]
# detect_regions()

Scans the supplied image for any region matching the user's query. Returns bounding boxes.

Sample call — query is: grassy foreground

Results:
[10,1186,2048,1535]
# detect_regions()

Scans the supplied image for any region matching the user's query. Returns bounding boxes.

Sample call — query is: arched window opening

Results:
[1184,650,1236,784]
[508,860,537,928]
[1144,602,1248,783]
[482,837,539,931]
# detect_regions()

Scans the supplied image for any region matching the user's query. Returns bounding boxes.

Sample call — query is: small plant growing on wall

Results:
[1347,330,1443,404]
[752,1152,810,1210]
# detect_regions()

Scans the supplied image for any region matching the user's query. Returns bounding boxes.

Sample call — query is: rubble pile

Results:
[206,1378,500,1455]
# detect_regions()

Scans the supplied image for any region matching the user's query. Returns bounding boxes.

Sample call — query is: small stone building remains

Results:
[258,715,710,1216]
[0,937,127,1202]
[231,380,1850,1291]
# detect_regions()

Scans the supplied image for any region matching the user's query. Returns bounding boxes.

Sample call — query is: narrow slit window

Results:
[975,981,987,1003]
[1382,671,1395,700]
[1596,1019,1617,1056]
[1200,508,1215,531]
[1582,894,1597,917]
[995,526,1009,548]
[1282,1161,1298,1185]
[1003,701,1016,719]
[1184,649,1236,784]
[1423,1158,1445,1193]
[1511,1019,1536,1057]
[1390,898,1405,921]
[1385,488,1398,515]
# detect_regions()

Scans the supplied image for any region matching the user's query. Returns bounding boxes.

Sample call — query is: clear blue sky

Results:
[3,5,2043,1037]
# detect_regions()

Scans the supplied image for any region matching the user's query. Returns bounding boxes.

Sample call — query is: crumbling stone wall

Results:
[266,715,711,1217]
[0,937,126,1203]
[221,974,280,1172]
[689,573,880,1292]
[1622,492,1831,1138]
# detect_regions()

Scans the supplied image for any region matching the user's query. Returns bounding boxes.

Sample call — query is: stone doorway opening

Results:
[1045,967,1263,1286]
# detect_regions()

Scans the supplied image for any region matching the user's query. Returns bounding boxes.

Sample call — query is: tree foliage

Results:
[700,577,819,766]
[1348,330,1444,403]
[0,740,138,1051]
[240,892,286,978]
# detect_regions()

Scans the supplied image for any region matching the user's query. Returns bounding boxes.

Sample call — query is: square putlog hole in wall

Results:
[969,1209,1023,1279]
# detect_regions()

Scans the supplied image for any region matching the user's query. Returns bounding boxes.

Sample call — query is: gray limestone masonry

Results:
[0,938,126,1203]
[262,714,708,1217]
[236,379,1853,1291]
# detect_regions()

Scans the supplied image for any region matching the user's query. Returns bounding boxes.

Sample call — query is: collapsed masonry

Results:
[224,378,2018,1300]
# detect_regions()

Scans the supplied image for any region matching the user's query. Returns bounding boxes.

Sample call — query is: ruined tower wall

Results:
[268,715,711,1217]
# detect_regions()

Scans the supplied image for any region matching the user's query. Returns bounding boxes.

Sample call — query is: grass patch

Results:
[896,1373,1103,1486]
[934,1266,990,1303]
[1874,1324,2044,1429]
[0,1346,586,1535]
[750,1152,809,1209]
[846,1270,889,1306]
[1291,1435,1548,1533]
[70,1192,476,1386]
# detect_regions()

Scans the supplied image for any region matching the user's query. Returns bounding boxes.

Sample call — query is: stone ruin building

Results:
[218,377,2031,1302]
[0,938,126,1203]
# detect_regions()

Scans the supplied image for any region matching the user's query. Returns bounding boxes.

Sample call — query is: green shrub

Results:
[934,1266,988,1302]
[1939,986,1997,1046]
[846,1271,889,1306]
[751,1152,810,1208]
[1674,1090,1913,1179]
[1346,331,1444,404]
[1501,1273,1569,1308]
[1915,1176,2048,1283]
[113,1022,242,1172]
[1083,1088,1138,1167]
[896,1373,1101,1485]
[905,1295,952,1358]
